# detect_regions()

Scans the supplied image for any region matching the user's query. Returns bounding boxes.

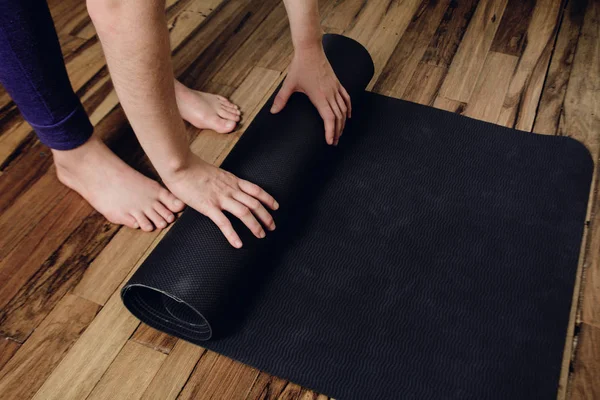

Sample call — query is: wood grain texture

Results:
[496,0,563,130]
[0,294,99,400]
[31,284,141,400]
[244,372,289,400]
[0,191,91,310]
[423,0,479,67]
[179,351,259,399]
[438,0,509,102]
[0,338,20,372]
[490,0,537,56]
[571,323,600,399]
[402,62,449,105]
[0,212,117,342]
[582,191,600,328]
[131,324,178,354]
[344,0,423,89]
[140,340,205,400]
[463,51,519,123]
[559,0,600,158]
[533,0,587,135]
[73,227,161,306]
[86,341,166,400]
[374,0,452,97]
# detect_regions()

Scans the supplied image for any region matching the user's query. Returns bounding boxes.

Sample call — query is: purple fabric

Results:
[0,0,92,150]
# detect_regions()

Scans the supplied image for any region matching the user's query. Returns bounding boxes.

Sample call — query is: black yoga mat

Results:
[122,35,593,399]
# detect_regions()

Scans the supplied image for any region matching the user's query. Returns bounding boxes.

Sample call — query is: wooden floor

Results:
[0,0,598,398]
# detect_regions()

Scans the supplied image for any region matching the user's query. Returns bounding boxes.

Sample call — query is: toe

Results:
[132,211,154,232]
[146,208,168,230]
[218,96,239,110]
[159,188,185,213]
[154,201,176,224]
[222,103,241,115]
[217,107,241,122]
[123,214,139,229]
[208,115,237,134]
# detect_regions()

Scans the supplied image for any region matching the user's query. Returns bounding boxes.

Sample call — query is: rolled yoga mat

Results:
[122,34,593,399]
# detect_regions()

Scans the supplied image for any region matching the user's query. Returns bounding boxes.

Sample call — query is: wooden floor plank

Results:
[558,0,600,158]
[0,294,99,400]
[177,350,220,399]
[245,372,289,400]
[496,0,563,130]
[31,282,141,400]
[489,0,537,57]
[0,191,91,310]
[582,194,600,328]
[87,341,166,400]
[533,0,587,136]
[463,51,519,123]
[438,0,509,102]
[344,0,423,89]
[0,338,20,372]
[402,62,449,105]
[0,212,117,342]
[130,324,178,354]
[140,340,205,400]
[571,323,600,399]
[179,354,260,399]
[72,228,161,306]
[373,0,452,97]
[422,0,478,68]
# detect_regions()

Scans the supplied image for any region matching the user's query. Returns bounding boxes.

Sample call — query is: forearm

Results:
[87,0,189,175]
[282,0,323,50]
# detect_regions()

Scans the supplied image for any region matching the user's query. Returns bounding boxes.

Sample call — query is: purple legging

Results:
[0,0,93,150]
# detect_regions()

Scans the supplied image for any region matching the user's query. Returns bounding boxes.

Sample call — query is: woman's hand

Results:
[270,45,351,146]
[163,153,278,248]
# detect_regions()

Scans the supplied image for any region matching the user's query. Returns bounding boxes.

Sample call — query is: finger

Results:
[222,197,266,239]
[335,92,348,144]
[233,191,276,231]
[328,97,343,145]
[205,207,243,248]
[315,101,336,145]
[271,78,295,114]
[238,179,279,210]
[340,86,352,118]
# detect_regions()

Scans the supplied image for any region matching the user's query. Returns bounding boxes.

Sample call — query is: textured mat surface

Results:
[122,35,593,399]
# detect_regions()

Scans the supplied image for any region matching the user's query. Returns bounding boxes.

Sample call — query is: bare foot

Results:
[174,80,241,134]
[53,136,185,231]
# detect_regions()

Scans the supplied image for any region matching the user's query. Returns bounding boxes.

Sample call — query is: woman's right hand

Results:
[162,152,278,248]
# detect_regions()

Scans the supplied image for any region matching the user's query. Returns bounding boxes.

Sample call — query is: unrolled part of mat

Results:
[122,34,593,399]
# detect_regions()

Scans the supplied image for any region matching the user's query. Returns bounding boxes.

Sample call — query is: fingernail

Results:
[273,200,279,210]
[259,231,266,238]
[235,240,243,248]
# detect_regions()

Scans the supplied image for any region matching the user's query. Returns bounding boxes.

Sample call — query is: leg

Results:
[0,0,184,230]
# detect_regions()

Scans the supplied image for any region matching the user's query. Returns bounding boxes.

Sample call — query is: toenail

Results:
[174,199,184,207]
[133,222,139,229]
[167,215,174,222]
